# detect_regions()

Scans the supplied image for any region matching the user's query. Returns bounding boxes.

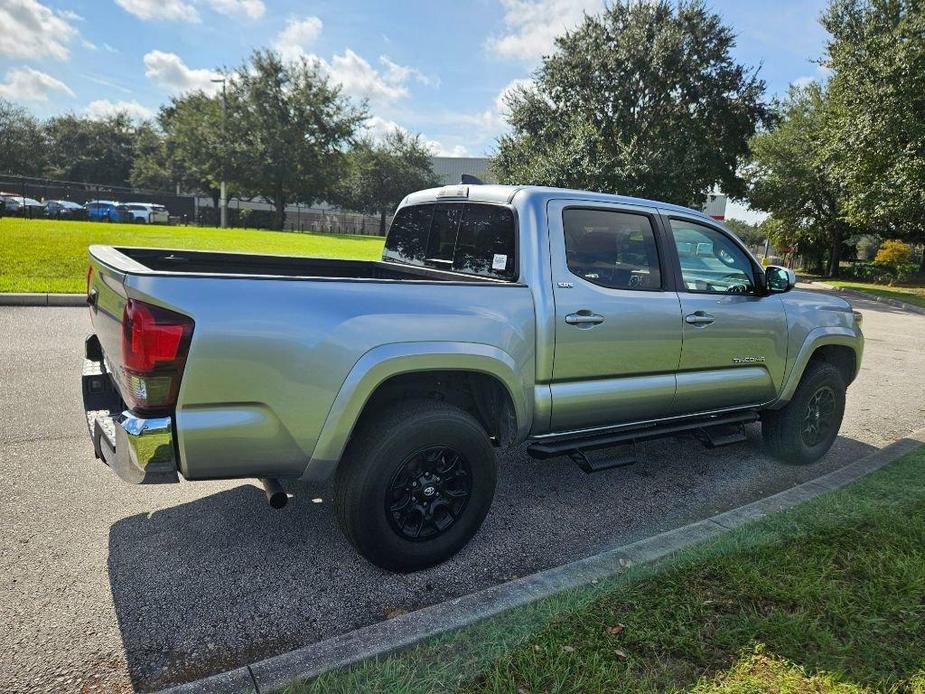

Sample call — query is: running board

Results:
[527,411,759,461]
[569,443,638,473]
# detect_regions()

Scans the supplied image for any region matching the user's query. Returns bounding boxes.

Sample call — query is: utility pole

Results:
[211,77,228,228]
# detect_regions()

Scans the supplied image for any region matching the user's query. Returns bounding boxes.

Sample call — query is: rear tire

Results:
[334,400,496,572]
[762,361,846,464]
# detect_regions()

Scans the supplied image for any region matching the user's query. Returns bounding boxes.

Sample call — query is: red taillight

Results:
[120,299,194,412]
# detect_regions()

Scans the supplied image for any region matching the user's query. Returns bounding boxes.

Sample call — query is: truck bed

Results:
[102,246,510,283]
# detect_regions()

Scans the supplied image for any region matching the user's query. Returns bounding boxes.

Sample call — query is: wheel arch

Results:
[771,328,862,409]
[300,342,532,482]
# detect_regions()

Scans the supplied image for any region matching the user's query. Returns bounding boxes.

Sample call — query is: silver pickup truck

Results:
[83,184,864,571]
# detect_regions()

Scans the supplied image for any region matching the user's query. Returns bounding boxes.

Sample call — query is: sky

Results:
[0,0,831,221]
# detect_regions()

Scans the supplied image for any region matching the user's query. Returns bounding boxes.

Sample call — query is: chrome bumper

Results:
[82,334,179,484]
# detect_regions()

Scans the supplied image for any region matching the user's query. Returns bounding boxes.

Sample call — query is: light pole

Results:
[211,77,228,228]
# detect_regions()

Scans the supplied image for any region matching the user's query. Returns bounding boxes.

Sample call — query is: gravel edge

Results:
[158,427,925,694]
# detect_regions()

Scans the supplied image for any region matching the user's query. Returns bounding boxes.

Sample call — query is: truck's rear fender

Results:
[770,326,862,409]
[301,342,532,482]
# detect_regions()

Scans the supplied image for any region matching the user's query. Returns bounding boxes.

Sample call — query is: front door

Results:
[665,215,789,414]
[548,200,683,431]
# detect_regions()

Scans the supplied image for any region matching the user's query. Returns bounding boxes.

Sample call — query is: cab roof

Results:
[401,184,716,223]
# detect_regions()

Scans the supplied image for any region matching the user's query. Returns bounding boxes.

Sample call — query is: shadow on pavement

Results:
[107,430,879,691]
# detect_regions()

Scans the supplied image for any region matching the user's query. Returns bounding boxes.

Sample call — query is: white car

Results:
[125,202,169,224]
[1,194,43,213]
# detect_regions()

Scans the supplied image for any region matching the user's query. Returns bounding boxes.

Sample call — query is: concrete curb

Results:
[798,279,925,316]
[830,286,925,316]
[159,426,925,694]
[0,293,85,307]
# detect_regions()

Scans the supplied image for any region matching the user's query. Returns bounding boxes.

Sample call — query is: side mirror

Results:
[765,265,796,293]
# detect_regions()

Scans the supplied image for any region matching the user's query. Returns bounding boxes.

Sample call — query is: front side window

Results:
[384,203,517,280]
[563,208,662,290]
[669,219,755,294]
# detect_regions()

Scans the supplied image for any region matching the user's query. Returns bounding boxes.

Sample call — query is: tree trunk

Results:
[827,224,845,278]
[378,209,386,236]
[274,197,286,230]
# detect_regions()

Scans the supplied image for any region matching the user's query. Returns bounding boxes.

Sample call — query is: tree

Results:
[822,0,925,271]
[334,131,439,234]
[43,113,138,187]
[746,83,851,276]
[723,218,767,248]
[225,50,365,229]
[132,93,227,204]
[490,1,772,207]
[0,98,44,177]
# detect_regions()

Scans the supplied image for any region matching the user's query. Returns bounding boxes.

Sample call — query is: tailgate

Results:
[87,246,131,387]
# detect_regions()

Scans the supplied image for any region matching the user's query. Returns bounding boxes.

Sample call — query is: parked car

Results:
[124,202,169,224]
[0,193,44,215]
[85,200,132,223]
[82,184,864,572]
[44,199,88,220]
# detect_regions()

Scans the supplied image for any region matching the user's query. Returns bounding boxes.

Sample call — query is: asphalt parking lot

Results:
[2,293,924,693]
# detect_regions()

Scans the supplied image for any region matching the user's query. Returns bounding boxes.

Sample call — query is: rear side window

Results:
[384,203,517,280]
[563,208,662,290]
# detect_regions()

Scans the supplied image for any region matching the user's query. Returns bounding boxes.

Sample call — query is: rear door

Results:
[548,200,683,431]
[664,214,788,413]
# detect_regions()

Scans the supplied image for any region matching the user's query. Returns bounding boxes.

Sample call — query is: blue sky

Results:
[1,0,830,219]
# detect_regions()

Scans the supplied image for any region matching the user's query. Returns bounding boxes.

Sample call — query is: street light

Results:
[211,77,228,229]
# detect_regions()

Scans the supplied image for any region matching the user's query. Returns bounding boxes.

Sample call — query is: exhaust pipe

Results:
[259,478,288,509]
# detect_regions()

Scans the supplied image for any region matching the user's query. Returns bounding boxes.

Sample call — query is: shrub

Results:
[873,239,914,268]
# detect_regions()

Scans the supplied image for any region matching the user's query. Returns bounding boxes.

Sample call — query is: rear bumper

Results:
[82,334,179,484]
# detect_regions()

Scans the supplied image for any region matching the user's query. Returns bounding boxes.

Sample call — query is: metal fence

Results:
[0,174,196,221]
[0,174,388,236]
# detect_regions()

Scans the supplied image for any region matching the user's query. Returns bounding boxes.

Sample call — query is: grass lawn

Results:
[826,279,925,310]
[0,217,385,293]
[298,446,925,693]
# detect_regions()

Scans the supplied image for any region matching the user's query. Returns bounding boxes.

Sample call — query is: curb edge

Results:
[0,293,85,307]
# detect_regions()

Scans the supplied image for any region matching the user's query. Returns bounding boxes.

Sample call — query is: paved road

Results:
[2,294,924,693]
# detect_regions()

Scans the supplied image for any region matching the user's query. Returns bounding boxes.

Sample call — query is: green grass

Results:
[0,217,384,293]
[295,446,925,694]
[826,280,925,310]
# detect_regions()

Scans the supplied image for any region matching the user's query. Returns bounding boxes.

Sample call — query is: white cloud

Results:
[326,50,409,103]
[0,0,79,60]
[274,19,432,106]
[486,0,602,62]
[143,50,222,95]
[360,116,468,157]
[274,16,323,62]
[361,115,407,140]
[791,75,816,89]
[85,99,155,121]
[426,141,469,157]
[380,56,438,88]
[0,66,74,102]
[206,0,265,20]
[115,0,199,22]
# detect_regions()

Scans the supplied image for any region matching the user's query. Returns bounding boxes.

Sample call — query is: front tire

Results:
[762,361,846,464]
[334,400,497,572]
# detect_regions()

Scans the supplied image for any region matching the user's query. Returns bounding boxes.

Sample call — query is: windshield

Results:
[383,202,517,280]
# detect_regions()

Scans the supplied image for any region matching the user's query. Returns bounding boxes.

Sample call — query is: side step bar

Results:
[527,411,759,462]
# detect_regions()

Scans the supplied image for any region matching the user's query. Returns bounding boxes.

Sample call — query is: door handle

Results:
[566,311,605,326]
[685,311,715,326]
